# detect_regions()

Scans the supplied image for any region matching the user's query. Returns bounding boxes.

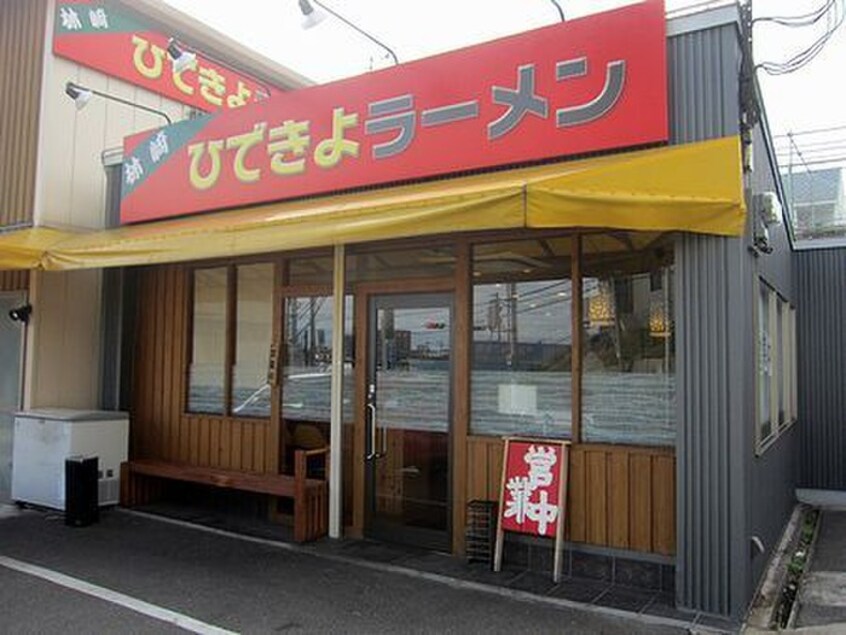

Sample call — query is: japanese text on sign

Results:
[120,0,667,223]
[501,442,563,537]
[177,58,627,191]
[54,3,272,113]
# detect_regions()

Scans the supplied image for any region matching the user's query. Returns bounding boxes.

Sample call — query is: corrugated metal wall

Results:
[795,249,846,490]
[0,0,47,228]
[668,22,739,145]
[669,18,748,618]
[676,234,751,617]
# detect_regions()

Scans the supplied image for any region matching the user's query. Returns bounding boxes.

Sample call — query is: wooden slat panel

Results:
[0,270,29,291]
[466,438,489,502]
[629,454,653,552]
[231,420,243,471]
[163,267,177,461]
[242,421,255,471]
[586,450,608,545]
[652,455,676,555]
[210,417,221,467]
[607,451,630,549]
[568,447,586,542]
[487,439,503,501]
[152,268,165,458]
[0,0,46,227]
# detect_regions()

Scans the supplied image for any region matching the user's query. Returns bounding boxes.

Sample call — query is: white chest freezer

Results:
[11,409,129,510]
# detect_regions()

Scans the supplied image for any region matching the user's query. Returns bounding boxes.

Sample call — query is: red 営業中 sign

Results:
[119,0,667,224]
[494,438,570,581]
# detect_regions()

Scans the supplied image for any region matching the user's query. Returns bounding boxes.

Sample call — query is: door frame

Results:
[351,278,456,545]
[363,291,455,551]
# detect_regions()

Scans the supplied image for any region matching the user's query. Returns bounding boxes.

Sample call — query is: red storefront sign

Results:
[120,0,667,224]
[53,1,273,113]
[498,440,567,538]
[494,438,570,580]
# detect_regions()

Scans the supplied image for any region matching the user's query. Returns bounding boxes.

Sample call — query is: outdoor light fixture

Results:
[297,0,399,65]
[65,81,172,125]
[549,0,565,21]
[8,304,32,325]
[166,37,272,101]
[167,38,198,75]
[64,81,93,110]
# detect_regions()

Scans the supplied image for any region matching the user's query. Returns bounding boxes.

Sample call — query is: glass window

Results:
[188,267,227,414]
[582,235,675,446]
[777,298,785,427]
[231,264,274,418]
[471,238,573,438]
[790,307,798,423]
[757,282,773,444]
[282,296,355,424]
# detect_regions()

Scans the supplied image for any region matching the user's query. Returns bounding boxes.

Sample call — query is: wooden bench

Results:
[120,448,328,543]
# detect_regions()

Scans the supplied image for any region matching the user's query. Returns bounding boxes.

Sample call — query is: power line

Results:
[756,0,844,76]
[754,0,836,26]
[774,124,846,138]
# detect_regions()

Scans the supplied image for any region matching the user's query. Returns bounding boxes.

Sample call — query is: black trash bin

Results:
[65,456,99,527]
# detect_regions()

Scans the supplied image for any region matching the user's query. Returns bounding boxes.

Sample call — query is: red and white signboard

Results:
[494,438,570,581]
[119,0,667,224]
[53,1,274,113]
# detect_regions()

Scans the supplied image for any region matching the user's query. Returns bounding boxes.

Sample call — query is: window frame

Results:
[468,231,677,448]
[755,278,797,455]
[185,259,278,420]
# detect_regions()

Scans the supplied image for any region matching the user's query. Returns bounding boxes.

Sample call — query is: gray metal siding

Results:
[676,233,751,618]
[669,21,751,618]
[745,118,798,607]
[796,249,846,490]
[668,24,740,145]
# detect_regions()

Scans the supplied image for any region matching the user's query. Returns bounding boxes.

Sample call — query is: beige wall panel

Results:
[29,41,191,411]
[26,269,102,409]
[36,55,190,229]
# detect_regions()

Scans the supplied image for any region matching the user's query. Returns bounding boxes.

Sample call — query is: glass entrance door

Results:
[365,293,452,551]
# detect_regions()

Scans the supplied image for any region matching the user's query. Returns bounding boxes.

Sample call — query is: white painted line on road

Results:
[0,555,238,635]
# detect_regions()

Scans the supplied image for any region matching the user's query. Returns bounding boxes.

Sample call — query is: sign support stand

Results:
[493,437,570,583]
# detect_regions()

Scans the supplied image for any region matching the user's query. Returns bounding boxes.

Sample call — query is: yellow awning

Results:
[3,136,745,271]
[0,227,77,269]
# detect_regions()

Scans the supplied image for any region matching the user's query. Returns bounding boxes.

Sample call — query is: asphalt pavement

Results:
[0,505,692,634]
[794,510,846,630]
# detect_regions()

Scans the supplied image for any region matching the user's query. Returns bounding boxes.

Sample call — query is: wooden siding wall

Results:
[132,265,274,473]
[467,436,676,555]
[0,271,30,292]
[0,0,46,228]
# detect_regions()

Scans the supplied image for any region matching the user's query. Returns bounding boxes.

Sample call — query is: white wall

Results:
[26,0,191,409]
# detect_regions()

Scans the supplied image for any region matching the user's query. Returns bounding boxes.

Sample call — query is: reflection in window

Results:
[282,296,354,424]
[758,283,773,443]
[189,268,227,414]
[471,238,572,438]
[582,237,675,446]
[232,264,274,418]
[777,298,785,426]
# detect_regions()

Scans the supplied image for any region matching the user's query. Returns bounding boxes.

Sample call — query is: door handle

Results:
[365,402,379,460]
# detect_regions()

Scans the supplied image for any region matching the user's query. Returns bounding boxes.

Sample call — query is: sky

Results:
[161,0,846,168]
